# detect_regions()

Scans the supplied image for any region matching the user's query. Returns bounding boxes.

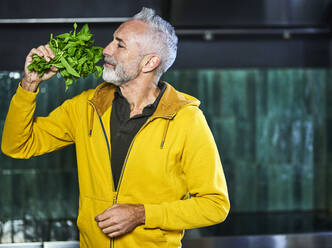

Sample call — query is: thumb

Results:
[50,65,58,72]
[95,206,114,222]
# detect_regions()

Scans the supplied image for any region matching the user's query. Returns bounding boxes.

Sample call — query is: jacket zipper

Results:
[114,115,174,201]
[114,117,152,202]
[109,117,154,248]
[88,101,115,248]
[112,115,174,248]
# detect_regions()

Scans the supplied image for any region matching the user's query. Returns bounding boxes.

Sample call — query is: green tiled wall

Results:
[0,69,329,241]
[162,69,327,213]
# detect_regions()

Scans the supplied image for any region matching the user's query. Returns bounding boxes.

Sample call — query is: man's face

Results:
[102,20,148,86]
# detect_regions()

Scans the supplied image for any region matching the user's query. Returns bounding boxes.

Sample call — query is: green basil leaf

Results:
[60,57,80,77]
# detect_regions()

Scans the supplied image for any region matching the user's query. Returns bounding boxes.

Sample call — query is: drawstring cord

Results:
[89,104,94,136]
[160,119,170,149]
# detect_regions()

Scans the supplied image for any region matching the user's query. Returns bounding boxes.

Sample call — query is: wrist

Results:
[21,76,39,92]
[136,204,145,225]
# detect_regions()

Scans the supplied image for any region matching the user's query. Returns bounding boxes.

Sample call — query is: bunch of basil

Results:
[27,23,103,91]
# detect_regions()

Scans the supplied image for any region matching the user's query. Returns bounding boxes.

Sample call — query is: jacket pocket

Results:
[140,226,167,242]
[77,195,113,248]
[115,225,168,248]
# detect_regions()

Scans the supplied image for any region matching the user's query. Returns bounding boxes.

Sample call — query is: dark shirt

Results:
[110,82,166,189]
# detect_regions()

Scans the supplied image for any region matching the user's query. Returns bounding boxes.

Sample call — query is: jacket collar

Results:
[152,82,200,118]
[89,81,200,118]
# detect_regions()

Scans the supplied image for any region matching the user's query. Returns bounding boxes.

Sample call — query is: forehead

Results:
[114,20,149,40]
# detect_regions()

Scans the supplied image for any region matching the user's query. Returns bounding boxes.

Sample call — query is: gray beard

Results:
[102,58,141,86]
[102,65,135,86]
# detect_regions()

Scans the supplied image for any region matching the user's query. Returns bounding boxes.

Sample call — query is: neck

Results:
[119,75,160,118]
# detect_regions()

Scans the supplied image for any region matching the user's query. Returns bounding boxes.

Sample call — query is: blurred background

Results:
[0,0,332,246]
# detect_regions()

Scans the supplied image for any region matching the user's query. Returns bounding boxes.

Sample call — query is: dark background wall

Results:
[0,0,331,70]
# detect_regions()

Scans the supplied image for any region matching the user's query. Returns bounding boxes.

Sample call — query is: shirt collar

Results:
[114,81,166,111]
[113,81,166,118]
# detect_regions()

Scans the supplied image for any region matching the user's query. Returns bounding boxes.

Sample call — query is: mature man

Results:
[2,7,230,248]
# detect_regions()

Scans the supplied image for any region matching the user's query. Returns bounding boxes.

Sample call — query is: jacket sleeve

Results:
[144,107,230,230]
[1,83,77,158]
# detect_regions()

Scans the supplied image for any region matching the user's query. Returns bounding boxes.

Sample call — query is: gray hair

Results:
[132,7,178,77]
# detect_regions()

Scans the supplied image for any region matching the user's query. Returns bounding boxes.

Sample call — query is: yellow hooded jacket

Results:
[1,82,230,248]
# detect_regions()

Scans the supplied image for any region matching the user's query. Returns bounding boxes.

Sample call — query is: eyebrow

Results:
[115,37,126,46]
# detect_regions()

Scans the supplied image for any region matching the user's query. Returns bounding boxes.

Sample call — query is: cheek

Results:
[114,49,141,70]
[113,53,128,67]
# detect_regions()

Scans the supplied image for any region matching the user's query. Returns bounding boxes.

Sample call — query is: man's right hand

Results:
[21,44,58,92]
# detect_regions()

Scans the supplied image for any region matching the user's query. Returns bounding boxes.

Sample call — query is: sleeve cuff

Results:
[16,82,39,102]
[143,203,164,229]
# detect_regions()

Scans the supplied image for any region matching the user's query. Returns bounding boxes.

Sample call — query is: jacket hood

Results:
[88,81,201,147]
[89,81,200,118]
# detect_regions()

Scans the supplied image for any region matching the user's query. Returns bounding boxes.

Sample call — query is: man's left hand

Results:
[95,204,145,238]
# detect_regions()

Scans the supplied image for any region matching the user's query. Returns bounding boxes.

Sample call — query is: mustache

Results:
[104,56,117,65]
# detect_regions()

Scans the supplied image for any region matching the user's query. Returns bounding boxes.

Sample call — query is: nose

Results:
[103,41,114,57]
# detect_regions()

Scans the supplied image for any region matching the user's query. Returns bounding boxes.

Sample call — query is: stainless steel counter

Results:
[0,242,79,248]
[182,232,332,248]
[1,232,332,248]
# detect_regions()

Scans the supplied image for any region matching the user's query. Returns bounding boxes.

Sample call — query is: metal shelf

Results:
[0,17,129,24]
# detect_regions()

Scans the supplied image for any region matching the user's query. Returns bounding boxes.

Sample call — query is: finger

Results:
[24,48,42,76]
[95,209,112,222]
[37,46,51,62]
[108,230,124,238]
[25,52,33,64]
[42,70,57,80]
[45,44,55,59]
[50,66,58,72]
[29,48,43,58]
[24,57,33,71]
[101,224,120,235]
[97,217,116,229]
[25,49,42,69]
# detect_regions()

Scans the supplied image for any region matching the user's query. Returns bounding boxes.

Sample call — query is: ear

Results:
[141,54,161,73]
